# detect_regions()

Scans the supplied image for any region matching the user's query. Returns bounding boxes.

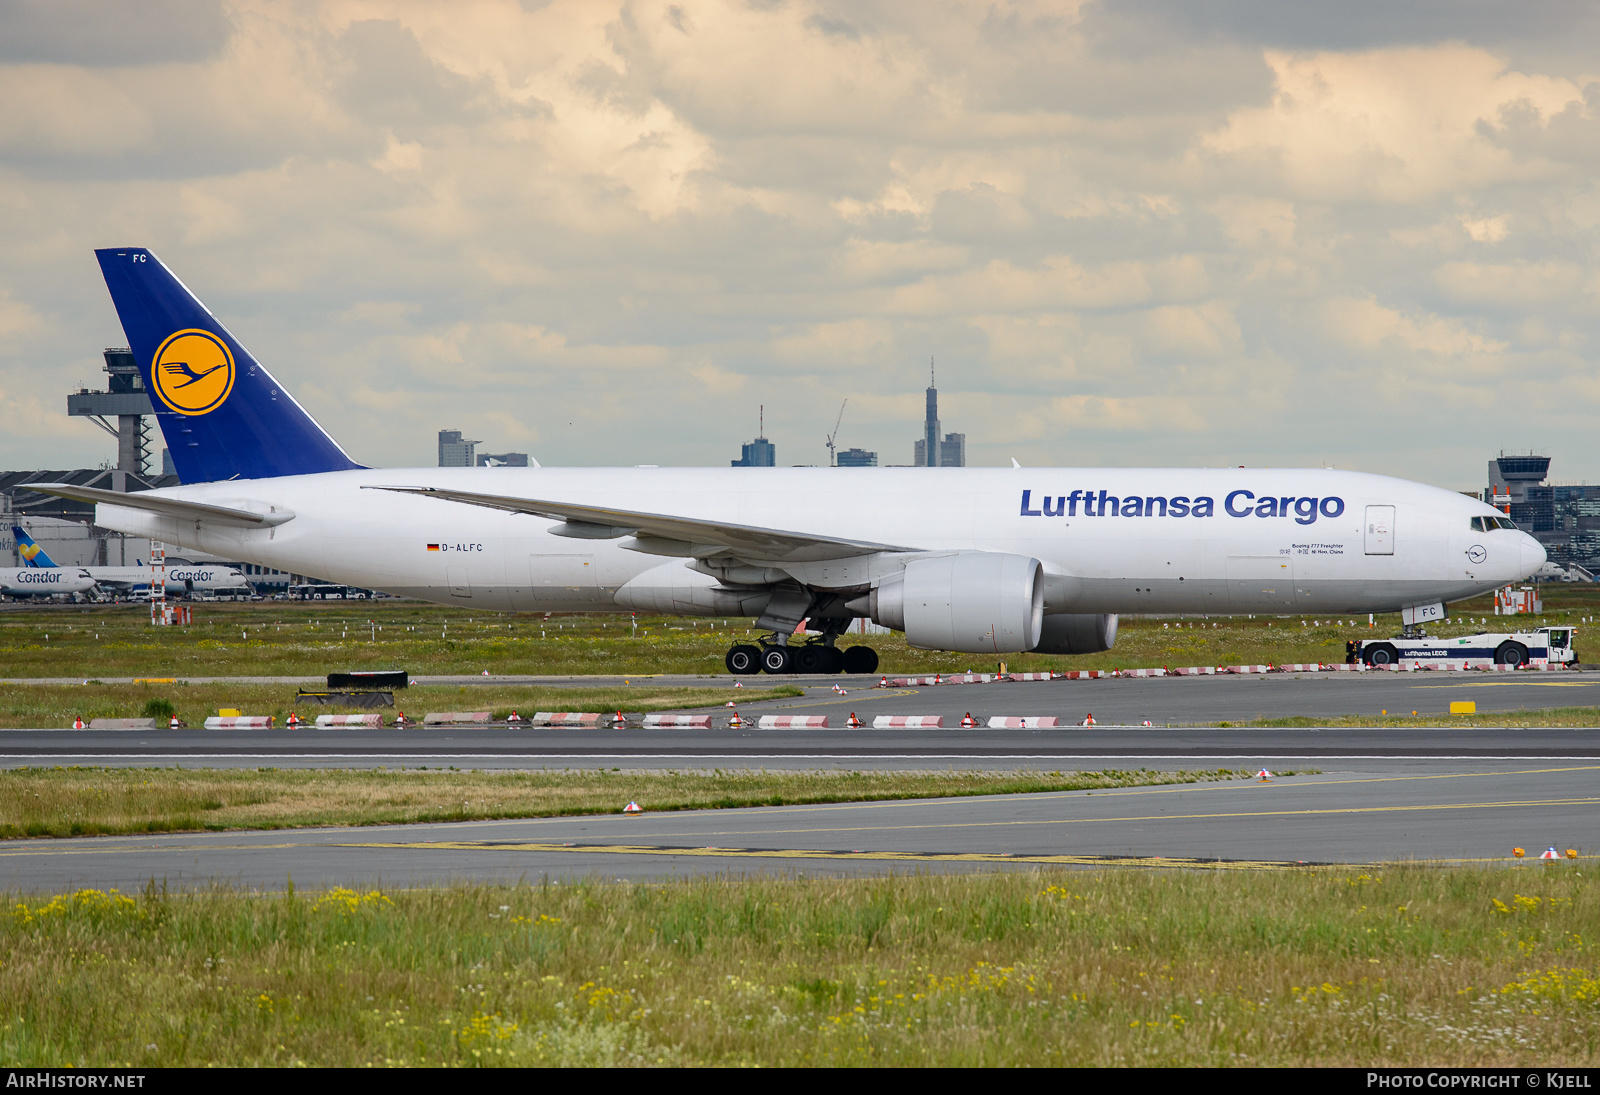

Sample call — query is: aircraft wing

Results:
[27,484,293,528]
[365,485,918,562]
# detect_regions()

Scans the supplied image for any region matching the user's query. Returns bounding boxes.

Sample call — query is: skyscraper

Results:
[731,406,776,466]
[912,361,965,467]
[438,429,478,467]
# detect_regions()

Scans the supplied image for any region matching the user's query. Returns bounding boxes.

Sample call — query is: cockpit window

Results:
[1471,515,1519,532]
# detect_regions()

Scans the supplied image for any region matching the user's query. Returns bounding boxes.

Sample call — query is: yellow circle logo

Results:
[151,329,235,415]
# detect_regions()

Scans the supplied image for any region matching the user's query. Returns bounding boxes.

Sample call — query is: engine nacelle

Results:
[868,553,1044,653]
[1029,613,1119,655]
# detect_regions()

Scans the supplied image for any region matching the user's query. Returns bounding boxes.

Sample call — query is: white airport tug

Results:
[1351,626,1577,668]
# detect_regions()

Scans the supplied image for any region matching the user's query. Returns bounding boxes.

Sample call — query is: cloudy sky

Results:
[1,0,1597,490]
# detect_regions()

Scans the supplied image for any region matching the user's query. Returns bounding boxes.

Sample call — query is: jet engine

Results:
[862,553,1044,653]
[1029,612,1118,655]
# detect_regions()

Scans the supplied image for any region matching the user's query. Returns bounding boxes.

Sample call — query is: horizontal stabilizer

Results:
[364,484,916,562]
[27,484,294,528]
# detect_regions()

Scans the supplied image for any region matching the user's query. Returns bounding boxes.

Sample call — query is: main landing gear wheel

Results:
[841,645,878,674]
[793,645,827,674]
[726,644,762,674]
[761,645,794,674]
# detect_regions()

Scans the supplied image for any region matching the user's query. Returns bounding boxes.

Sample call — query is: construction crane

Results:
[825,399,847,467]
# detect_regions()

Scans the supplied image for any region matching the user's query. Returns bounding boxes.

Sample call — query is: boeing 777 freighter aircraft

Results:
[34,248,1545,674]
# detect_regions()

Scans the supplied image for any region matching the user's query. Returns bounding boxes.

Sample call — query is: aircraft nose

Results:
[1519,533,1546,578]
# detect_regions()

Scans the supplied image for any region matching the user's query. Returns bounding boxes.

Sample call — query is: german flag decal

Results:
[426,544,440,551]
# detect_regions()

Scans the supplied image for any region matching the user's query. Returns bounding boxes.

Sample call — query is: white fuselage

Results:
[85,466,1544,619]
[75,565,249,593]
[1,567,97,596]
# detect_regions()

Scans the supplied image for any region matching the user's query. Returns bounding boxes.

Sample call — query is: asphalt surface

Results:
[3,672,1598,891]
[4,673,1600,769]
[2,763,1592,891]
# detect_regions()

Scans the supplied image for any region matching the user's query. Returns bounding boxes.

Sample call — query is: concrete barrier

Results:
[985,716,1060,728]
[1007,672,1059,681]
[872,715,943,728]
[422,711,492,725]
[204,716,275,729]
[641,714,712,729]
[530,712,601,726]
[1274,664,1322,672]
[1170,666,1216,676]
[1224,665,1273,675]
[1059,670,1109,680]
[88,718,158,730]
[1114,668,1167,678]
[757,715,829,729]
[313,714,382,728]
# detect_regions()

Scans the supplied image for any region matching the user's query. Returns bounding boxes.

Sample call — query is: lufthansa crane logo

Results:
[151,329,235,415]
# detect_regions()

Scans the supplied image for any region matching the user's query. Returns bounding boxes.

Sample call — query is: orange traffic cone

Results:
[169,715,181,729]
[960,712,978,728]
[286,712,301,728]
[727,712,743,728]
[394,711,408,726]
[878,676,888,687]
[611,710,627,727]
[507,711,521,724]
[847,712,864,728]
[72,715,84,729]
[1080,713,1094,726]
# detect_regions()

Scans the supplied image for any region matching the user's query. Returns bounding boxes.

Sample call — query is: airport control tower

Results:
[67,348,156,475]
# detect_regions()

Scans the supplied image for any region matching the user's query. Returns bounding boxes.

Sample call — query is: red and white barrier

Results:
[872,715,943,728]
[1114,668,1167,678]
[423,711,492,725]
[1058,670,1109,680]
[883,676,945,687]
[1225,664,1273,675]
[642,713,712,729]
[986,716,1059,728]
[531,712,601,726]
[1007,672,1059,681]
[1170,666,1216,676]
[1274,663,1321,673]
[758,715,829,729]
[314,714,381,728]
[1322,663,1365,672]
[204,716,274,729]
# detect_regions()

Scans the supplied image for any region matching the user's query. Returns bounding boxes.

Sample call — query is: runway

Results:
[1,763,1591,891]
[2,672,1596,892]
[3,673,1598,769]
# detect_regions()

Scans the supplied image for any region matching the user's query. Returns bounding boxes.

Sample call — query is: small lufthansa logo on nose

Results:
[151,328,236,415]
[1466,545,1487,564]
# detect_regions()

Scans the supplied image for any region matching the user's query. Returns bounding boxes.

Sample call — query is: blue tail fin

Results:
[95,248,363,482]
[12,527,58,568]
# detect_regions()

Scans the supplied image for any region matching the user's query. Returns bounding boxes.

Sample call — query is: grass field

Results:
[3,583,1598,680]
[0,766,1255,839]
[2,867,1594,1066]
